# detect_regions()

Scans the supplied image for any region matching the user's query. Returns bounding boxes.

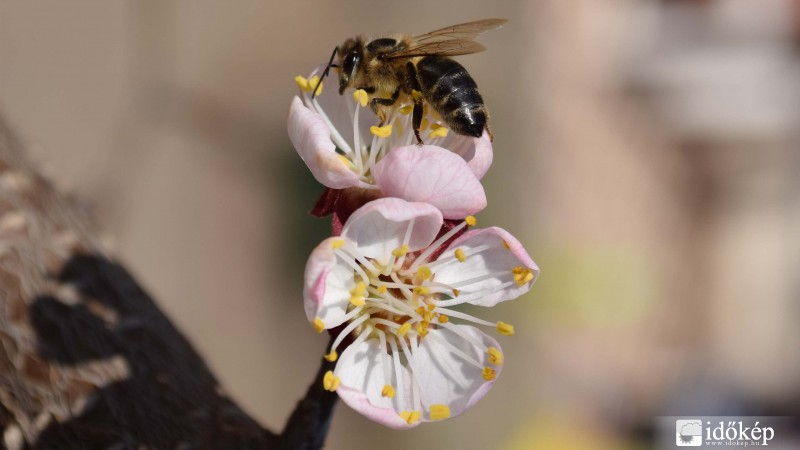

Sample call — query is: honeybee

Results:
[314,19,507,144]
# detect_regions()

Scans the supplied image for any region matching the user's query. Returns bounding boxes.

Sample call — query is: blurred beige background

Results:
[2,0,800,448]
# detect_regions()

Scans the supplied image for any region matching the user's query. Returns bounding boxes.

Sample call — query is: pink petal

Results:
[413,325,502,420]
[287,96,366,189]
[335,339,419,430]
[341,198,442,262]
[373,146,487,219]
[446,130,493,180]
[303,237,354,328]
[435,227,539,307]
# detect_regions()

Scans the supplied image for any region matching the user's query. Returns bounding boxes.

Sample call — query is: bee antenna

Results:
[313,46,339,99]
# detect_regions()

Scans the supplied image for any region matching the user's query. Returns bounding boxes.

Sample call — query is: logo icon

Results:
[676,419,703,446]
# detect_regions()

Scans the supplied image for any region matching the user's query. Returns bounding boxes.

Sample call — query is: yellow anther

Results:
[323,370,340,391]
[349,296,365,307]
[416,265,432,281]
[429,124,449,139]
[512,266,534,287]
[503,240,510,250]
[422,311,434,322]
[398,322,411,337]
[415,306,425,315]
[411,90,423,102]
[413,286,430,296]
[482,367,497,381]
[350,281,367,297]
[488,347,504,365]
[437,314,449,324]
[308,75,322,95]
[313,318,325,333]
[337,154,352,167]
[324,350,338,362]
[465,216,477,226]
[331,238,345,250]
[454,248,466,262]
[420,118,429,132]
[352,89,369,107]
[376,285,388,294]
[497,321,515,336]
[294,75,311,92]
[452,289,460,297]
[370,125,393,138]
[391,244,408,257]
[429,404,451,421]
[381,384,396,398]
[416,322,429,337]
[399,104,413,115]
[426,303,436,312]
[400,410,422,425]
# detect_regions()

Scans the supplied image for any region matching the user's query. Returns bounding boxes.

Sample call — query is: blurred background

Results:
[2,0,800,448]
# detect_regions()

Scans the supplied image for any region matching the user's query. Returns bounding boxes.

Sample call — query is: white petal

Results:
[303,237,354,328]
[413,325,501,419]
[435,227,539,307]
[374,146,487,219]
[341,198,442,262]
[335,338,417,430]
[444,130,493,180]
[287,96,369,189]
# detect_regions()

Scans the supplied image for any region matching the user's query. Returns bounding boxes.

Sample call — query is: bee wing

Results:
[382,40,486,59]
[382,18,506,60]
[415,18,508,42]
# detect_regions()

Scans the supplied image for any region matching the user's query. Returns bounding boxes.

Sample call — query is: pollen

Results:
[381,384,396,398]
[349,296,365,307]
[391,244,408,257]
[323,370,340,391]
[400,410,421,425]
[399,104,413,115]
[416,265,432,281]
[503,240,510,250]
[352,89,369,107]
[416,321,430,337]
[465,216,477,226]
[411,90,423,102]
[337,154,352,167]
[413,286,430,296]
[324,350,338,362]
[497,321,515,336]
[488,347,504,365]
[426,303,436,312]
[308,75,322,95]
[398,322,412,337]
[376,284,388,294]
[313,317,325,333]
[454,248,466,262]
[429,404,451,421]
[437,314,449,323]
[350,281,367,297]
[512,266,535,286]
[370,124,393,138]
[429,124,449,138]
[452,289,460,297]
[331,238,345,250]
[294,75,311,92]
[482,367,497,381]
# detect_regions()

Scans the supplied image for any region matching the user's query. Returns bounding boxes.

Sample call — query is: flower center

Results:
[295,74,451,186]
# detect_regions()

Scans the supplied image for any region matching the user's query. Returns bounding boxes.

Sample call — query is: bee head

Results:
[338,38,363,95]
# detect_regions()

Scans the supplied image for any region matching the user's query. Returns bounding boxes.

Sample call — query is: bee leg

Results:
[406,62,424,145]
[369,87,401,126]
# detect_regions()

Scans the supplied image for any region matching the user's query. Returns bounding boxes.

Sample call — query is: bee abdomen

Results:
[417,56,487,138]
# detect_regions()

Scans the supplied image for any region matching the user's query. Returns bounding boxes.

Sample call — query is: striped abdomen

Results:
[416,56,487,138]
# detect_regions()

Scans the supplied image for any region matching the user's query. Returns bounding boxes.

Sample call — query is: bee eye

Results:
[343,52,361,80]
